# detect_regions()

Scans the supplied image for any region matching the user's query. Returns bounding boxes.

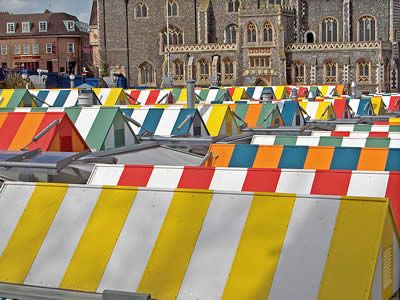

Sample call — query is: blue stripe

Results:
[330,147,361,170]
[171,109,196,136]
[53,90,71,107]
[140,108,164,135]
[281,101,297,126]
[278,146,308,169]
[386,149,400,171]
[35,91,50,107]
[357,98,372,116]
[229,144,259,168]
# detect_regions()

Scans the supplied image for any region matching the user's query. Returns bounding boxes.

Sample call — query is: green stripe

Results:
[233,103,249,127]
[6,90,24,108]
[65,107,82,123]
[365,138,390,148]
[353,124,372,131]
[318,136,343,147]
[30,107,48,112]
[85,108,117,151]
[274,136,297,146]
[389,126,400,132]
[256,104,274,128]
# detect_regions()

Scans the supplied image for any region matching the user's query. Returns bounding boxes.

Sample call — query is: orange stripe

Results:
[357,148,389,171]
[244,105,262,128]
[8,113,45,150]
[252,145,283,168]
[0,113,9,127]
[207,144,235,167]
[303,146,335,170]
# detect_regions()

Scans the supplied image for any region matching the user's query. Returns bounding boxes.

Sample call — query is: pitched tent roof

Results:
[299,101,336,120]
[29,89,84,107]
[251,135,400,148]
[205,144,400,171]
[388,95,400,112]
[311,131,400,138]
[0,89,35,108]
[229,102,284,128]
[120,107,209,137]
[348,98,375,116]
[92,88,130,106]
[225,87,249,101]
[125,89,174,105]
[197,104,240,136]
[335,124,400,133]
[3,107,139,151]
[196,88,232,103]
[0,112,88,152]
[0,182,396,299]
[370,96,387,115]
[244,86,277,101]
[324,98,353,119]
[275,100,306,126]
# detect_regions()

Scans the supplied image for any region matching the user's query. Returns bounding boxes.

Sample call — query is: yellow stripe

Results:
[206,105,228,136]
[137,189,213,299]
[382,210,394,299]
[60,187,137,292]
[222,193,296,300]
[92,88,101,98]
[320,86,329,97]
[275,86,285,100]
[0,184,68,283]
[0,90,15,108]
[318,197,388,299]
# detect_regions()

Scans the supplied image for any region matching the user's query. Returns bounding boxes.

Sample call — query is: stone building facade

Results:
[96,0,400,93]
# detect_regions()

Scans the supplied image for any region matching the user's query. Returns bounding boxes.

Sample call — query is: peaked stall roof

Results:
[197,104,240,136]
[0,182,395,299]
[0,112,89,152]
[251,135,400,148]
[0,89,35,108]
[205,144,400,171]
[275,101,306,126]
[92,88,130,106]
[298,101,336,121]
[229,102,285,128]
[348,98,375,116]
[28,89,82,107]
[225,87,250,101]
[125,89,174,105]
[3,107,139,151]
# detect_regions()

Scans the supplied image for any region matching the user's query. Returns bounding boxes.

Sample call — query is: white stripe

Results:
[198,105,212,124]
[45,91,59,107]
[253,87,263,100]
[336,124,355,132]
[296,136,320,146]
[137,90,150,104]
[74,107,100,139]
[146,166,183,188]
[88,165,124,185]
[371,125,390,132]
[304,102,319,119]
[24,186,101,288]
[97,189,173,292]
[13,107,34,112]
[0,184,35,256]
[177,193,252,300]
[209,168,248,191]
[348,100,360,114]
[311,131,331,137]
[97,89,110,105]
[157,91,169,103]
[347,172,389,197]
[206,89,219,102]
[389,133,400,138]
[371,246,383,300]
[64,90,79,107]
[250,135,276,145]
[389,139,400,148]
[268,197,340,299]
[276,170,315,194]
[341,138,366,147]
[130,109,149,135]
[154,109,181,136]
[348,132,371,138]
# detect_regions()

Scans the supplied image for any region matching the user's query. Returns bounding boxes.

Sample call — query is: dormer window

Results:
[39,21,48,32]
[6,23,15,33]
[67,21,75,31]
[22,22,30,33]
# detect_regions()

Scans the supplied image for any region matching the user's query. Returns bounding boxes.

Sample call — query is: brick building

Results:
[0,10,91,73]
[96,0,400,93]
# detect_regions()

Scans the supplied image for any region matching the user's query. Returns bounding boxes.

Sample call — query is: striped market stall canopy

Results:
[197,104,240,136]
[92,88,130,106]
[196,88,232,103]
[286,86,311,98]
[251,135,400,148]
[311,131,400,138]
[335,124,400,132]
[225,87,249,101]
[0,112,88,152]
[120,107,209,137]
[298,101,336,120]
[275,101,306,126]
[29,89,81,108]
[2,107,139,151]
[205,144,400,171]
[125,89,174,105]
[348,98,375,116]
[390,118,400,125]
[0,182,396,299]
[0,89,35,108]
[229,102,284,128]
[322,98,353,119]
[381,94,400,112]
[368,96,388,115]
[244,86,287,101]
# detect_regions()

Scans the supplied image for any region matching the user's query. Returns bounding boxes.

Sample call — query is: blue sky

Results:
[0,0,93,23]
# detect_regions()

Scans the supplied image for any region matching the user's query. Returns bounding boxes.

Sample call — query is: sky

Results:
[0,0,93,23]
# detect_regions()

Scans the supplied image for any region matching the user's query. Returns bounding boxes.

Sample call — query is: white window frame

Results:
[23,44,30,55]
[39,21,48,32]
[67,21,75,31]
[67,43,75,53]
[14,44,21,55]
[32,44,39,54]
[46,43,53,54]
[6,22,15,33]
[22,22,30,33]
[0,45,7,56]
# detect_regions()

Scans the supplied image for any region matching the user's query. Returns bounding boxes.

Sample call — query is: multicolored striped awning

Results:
[92,88,130,106]
[298,101,336,120]
[205,144,400,171]
[125,89,174,105]
[0,89,35,108]
[334,124,400,132]
[0,112,88,152]
[311,131,400,138]
[229,102,284,128]
[29,89,80,107]
[0,182,395,299]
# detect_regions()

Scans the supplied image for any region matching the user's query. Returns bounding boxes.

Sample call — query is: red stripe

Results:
[226,88,234,97]
[242,168,281,192]
[331,131,350,137]
[147,90,160,105]
[0,113,26,150]
[310,170,352,195]
[118,165,154,187]
[373,121,389,125]
[30,113,64,151]
[369,132,389,138]
[177,166,215,189]
[332,101,346,119]
[389,96,400,111]
[386,172,400,233]
[129,90,141,104]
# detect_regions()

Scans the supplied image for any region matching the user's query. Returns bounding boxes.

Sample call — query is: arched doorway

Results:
[305,31,315,43]
[255,76,271,86]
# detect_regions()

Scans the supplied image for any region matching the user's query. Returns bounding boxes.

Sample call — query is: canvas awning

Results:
[0,89,35,108]
[229,102,284,128]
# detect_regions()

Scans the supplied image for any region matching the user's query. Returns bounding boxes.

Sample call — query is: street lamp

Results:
[69,74,75,89]
[21,73,29,90]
